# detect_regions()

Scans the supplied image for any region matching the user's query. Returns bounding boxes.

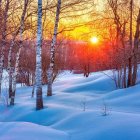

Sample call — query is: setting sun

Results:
[90,37,99,44]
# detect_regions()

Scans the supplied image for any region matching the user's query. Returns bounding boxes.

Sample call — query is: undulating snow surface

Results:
[0,70,140,140]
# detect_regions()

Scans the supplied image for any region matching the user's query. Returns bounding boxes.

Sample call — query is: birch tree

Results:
[47,0,61,96]
[10,0,29,105]
[0,0,9,96]
[8,34,19,99]
[36,0,43,110]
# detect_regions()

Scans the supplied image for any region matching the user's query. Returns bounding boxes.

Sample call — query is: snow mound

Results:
[0,122,68,140]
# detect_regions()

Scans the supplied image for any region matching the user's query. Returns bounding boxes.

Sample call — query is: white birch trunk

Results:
[35,0,43,110]
[0,0,9,96]
[10,0,28,105]
[8,39,15,98]
[47,0,61,96]
[8,19,22,99]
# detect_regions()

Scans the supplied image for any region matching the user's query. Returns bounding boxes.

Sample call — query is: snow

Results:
[0,122,68,140]
[0,70,140,140]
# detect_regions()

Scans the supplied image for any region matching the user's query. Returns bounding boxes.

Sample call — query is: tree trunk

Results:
[10,48,22,105]
[47,0,61,96]
[123,63,127,88]
[127,0,133,87]
[35,0,43,110]
[8,39,15,98]
[127,58,132,86]
[122,22,127,88]
[32,83,35,98]
[0,0,9,96]
[8,22,21,98]
[132,9,140,86]
[10,0,28,105]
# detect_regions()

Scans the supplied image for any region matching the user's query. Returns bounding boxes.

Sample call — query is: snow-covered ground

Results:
[0,70,140,140]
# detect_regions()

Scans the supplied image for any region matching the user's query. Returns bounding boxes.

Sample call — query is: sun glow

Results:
[90,36,99,44]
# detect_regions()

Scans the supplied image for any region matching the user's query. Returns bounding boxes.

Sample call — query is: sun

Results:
[90,36,99,44]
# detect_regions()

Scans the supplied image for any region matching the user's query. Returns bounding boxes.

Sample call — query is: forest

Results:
[0,0,140,140]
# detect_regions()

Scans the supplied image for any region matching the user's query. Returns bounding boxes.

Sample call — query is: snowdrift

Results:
[0,70,140,140]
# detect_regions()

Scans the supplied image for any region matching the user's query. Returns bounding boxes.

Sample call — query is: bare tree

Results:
[127,0,133,87]
[47,0,61,96]
[107,0,129,88]
[132,9,140,86]
[0,0,10,96]
[10,0,29,105]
